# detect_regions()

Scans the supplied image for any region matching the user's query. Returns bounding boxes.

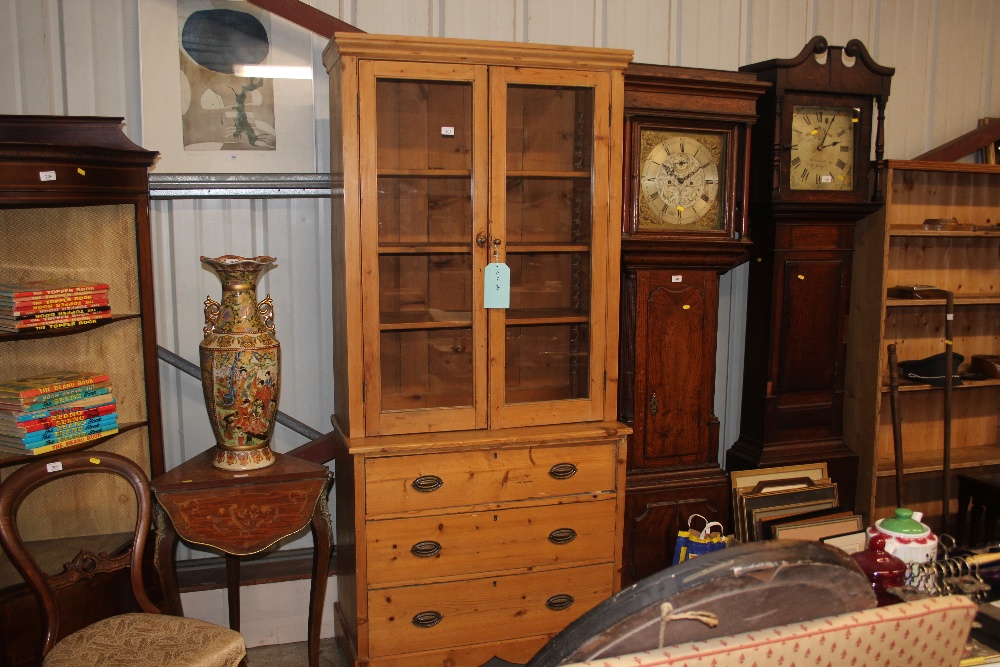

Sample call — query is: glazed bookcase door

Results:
[489,68,610,428]
[359,61,489,436]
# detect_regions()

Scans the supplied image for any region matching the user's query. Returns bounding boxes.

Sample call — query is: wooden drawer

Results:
[366,498,616,586]
[365,443,617,515]
[367,563,613,657]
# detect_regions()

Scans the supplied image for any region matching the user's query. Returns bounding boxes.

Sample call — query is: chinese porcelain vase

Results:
[199,255,280,471]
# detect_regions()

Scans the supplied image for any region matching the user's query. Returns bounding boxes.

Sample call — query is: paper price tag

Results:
[46,462,63,473]
[484,262,510,309]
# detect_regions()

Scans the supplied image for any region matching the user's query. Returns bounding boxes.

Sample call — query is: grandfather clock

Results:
[619,63,768,584]
[727,37,893,509]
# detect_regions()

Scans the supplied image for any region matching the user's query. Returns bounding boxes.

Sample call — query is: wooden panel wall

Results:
[1,0,998,558]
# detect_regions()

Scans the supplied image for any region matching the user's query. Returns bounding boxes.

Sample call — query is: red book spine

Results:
[3,306,111,322]
[0,373,111,398]
[19,403,118,431]
[2,282,110,298]
[10,295,110,313]
[3,312,113,332]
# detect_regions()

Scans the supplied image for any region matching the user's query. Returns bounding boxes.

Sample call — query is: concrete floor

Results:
[245,640,525,666]
[245,638,348,667]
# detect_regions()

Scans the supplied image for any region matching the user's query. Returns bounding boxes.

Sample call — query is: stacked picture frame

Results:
[731,463,865,552]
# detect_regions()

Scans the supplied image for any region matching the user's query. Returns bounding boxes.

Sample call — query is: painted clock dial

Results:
[789,105,857,191]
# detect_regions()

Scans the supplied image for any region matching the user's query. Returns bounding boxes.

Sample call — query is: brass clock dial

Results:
[789,105,857,191]
[638,129,726,230]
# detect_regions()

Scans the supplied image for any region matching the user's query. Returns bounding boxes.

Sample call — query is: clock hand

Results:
[817,115,838,149]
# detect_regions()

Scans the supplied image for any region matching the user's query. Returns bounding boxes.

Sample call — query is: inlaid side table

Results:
[151,447,332,667]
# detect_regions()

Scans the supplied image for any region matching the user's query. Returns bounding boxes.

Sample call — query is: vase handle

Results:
[258,295,275,333]
[203,296,220,336]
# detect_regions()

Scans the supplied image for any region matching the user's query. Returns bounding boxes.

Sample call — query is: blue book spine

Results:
[22,415,119,446]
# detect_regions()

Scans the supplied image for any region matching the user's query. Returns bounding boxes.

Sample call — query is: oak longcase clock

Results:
[619,64,768,584]
[728,37,894,510]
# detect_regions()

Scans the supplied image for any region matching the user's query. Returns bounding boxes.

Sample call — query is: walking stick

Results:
[942,292,954,535]
[887,343,904,508]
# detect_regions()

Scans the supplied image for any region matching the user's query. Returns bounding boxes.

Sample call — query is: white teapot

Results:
[866,507,938,582]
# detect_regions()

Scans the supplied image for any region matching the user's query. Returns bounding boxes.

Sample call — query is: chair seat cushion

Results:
[44,613,246,667]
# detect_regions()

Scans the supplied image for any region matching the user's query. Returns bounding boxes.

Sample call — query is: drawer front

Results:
[366,498,616,586]
[367,563,613,657]
[365,443,617,515]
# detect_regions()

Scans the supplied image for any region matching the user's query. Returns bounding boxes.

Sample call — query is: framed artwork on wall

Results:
[138,0,317,173]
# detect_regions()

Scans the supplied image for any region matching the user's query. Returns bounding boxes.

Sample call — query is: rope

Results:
[658,602,719,648]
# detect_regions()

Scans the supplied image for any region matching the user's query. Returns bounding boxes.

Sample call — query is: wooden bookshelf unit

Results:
[845,160,1000,530]
[0,115,163,666]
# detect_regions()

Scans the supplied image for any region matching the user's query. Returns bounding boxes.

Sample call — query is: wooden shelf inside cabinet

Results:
[0,422,147,468]
[889,226,1000,236]
[886,295,1000,307]
[876,444,1000,477]
[881,378,1000,394]
[0,313,139,341]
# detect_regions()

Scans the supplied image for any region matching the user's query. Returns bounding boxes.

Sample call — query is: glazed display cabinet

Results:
[324,34,632,667]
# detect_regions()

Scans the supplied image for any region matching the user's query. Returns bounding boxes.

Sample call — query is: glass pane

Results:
[505,324,590,404]
[376,78,473,246]
[507,252,591,316]
[381,328,474,410]
[506,86,594,172]
[374,76,475,415]
[378,176,471,244]
[376,79,473,171]
[379,254,472,324]
[504,83,595,407]
[506,177,592,244]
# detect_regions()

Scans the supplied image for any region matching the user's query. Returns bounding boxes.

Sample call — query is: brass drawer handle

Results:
[546,594,575,611]
[411,475,444,492]
[548,463,578,480]
[548,528,577,545]
[412,610,443,628]
[410,540,442,558]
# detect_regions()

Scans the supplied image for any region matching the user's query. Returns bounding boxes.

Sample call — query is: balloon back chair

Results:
[0,451,246,666]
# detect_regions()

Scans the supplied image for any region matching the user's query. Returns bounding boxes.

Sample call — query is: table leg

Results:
[226,554,241,632]
[153,504,183,616]
[308,493,333,667]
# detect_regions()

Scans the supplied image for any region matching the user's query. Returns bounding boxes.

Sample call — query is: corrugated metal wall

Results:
[2,0,999,558]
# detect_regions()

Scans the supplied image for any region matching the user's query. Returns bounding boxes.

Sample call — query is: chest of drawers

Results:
[332,422,628,667]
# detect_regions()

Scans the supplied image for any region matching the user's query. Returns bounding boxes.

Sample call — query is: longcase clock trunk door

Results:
[487,67,611,428]
[359,60,489,436]
[632,270,715,469]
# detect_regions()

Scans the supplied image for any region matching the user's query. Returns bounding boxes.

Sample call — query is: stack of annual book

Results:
[0,279,111,333]
[0,371,118,456]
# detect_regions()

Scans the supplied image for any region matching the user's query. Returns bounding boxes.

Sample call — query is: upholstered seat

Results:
[0,452,246,667]
[43,613,246,667]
